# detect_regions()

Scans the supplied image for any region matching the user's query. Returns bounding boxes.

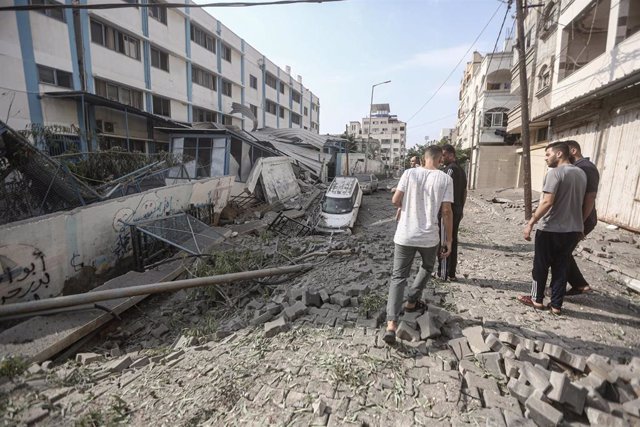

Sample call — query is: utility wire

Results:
[405,1,504,124]
[0,0,345,12]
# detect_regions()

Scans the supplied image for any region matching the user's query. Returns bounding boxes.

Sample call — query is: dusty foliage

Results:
[0,357,28,380]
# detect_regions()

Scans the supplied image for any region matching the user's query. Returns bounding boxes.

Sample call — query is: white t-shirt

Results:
[394,167,454,247]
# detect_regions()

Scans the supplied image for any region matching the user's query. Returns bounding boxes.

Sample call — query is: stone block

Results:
[522,363,551,393]
[303,291,323,308]
[345,283,369,297]
[498,331,520,348]
[287,288,304,302]
[246,299,264,310]
[483,391,522,416]
[151,324,169,338]
[504,358,523,379]
[615,379,637,404]
[105,356,132,373]
[264,302,283,315]
[416,313,441,340]
[585,388,611,413]
[476,352,505,379]
[41,361,53,371]
[329,293,350,307]
[546,371,587,414]
[250,311,274,326]
[612,364,635,383]
[19,405,49,425]
[427,304,451,326]
[319,290,330,304]
[264,317,289,338]
[459,359,485,376]
[586,354,614,379]
[515,344,549,369]
[130,357,150,369]
[622,398,640,418]
[75,352,101,365]
[463,326,491,354]
[524,390,563,427]
[502,410,536,427]
[350,297,359,307]
[508,377,533,404]
[586,407,629,427]
[284,301,308,321]
[163,350,184,363]
[485,333,503,352]
[577,371,608,395]
[449,337,473,361]
[464,372,500,394]
[313,398,327,416]
[396,321,420,342]
[542,343,586,371]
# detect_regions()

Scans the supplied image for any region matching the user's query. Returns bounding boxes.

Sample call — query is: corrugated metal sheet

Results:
[252,128,336,151]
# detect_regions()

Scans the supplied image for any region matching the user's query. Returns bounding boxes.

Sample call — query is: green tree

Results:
[404,137,471,169]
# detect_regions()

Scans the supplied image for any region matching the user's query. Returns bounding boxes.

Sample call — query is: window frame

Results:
[150,46,170,72]
[152,95,171,117]
[483,108,509,128]
[265,73,277,90]
[95,78,143,109]
[190,24,216,53]
[31,0,66,22]
[192,65,217,91]
[148,0,167,25]
[222,44,232,62]
[249,74,258,89]
[265,99,277,115]
[193,106,217,122]
[90,19,140,60]
[222,80,232,97]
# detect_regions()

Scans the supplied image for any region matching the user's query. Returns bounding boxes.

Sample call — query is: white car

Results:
[316,176,363,233]
[355,174,379,194]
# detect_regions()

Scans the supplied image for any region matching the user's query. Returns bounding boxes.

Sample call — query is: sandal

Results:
[383,329,396,345]
[517,295,548,310]
[404,300,426,313]
[565,286,592,296]
[547,304,562,315]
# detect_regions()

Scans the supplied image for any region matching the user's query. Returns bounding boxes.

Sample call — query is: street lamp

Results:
[365,80,391,172]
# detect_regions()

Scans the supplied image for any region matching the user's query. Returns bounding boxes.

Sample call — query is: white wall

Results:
[0,176,233,305]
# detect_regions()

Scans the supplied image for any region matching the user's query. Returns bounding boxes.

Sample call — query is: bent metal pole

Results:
[0,264,313,318]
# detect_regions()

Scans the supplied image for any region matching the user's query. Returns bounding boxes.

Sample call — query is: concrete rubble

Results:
[1,187,639,426]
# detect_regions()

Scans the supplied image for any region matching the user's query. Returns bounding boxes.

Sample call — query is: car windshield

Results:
[322,197,354,214]
[356,175,371,182]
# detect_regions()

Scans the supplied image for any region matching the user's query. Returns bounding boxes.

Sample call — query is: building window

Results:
[192,66,216,90]
[616,0,640,44]
[292,90,301,104]
[303,106,308,116]
[222,115,233,125]
[148,0,167,24]
[291,112,301,125]
[222,44,232,62]
[222,80,232,97]
[483,108,508,128]
[193,107,217,122]
[95,78,143,109]
[150,46,169,71]
[265,73,277,89]
[250,74,258,89]
[559,0,610,79]
[537,64,551,93]
[279,81,285,94]
[536,127,549,142]
[190,24,216,53]
[265,99,277,115]
[487,82,501,91]
[90,19,140,60]
[250,104,258,118]
[37,65,72,88]
[31,0,65,22]
[152,95,171,117]
[539,1,557,37]
[279,106,285,119]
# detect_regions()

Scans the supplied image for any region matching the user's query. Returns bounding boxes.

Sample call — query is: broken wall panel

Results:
[0,175,233,305]
[246,157,301,204]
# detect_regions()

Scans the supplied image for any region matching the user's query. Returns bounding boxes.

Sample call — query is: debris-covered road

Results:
[2,185,640,426]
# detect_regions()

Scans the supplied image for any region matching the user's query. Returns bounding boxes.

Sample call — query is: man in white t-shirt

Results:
[384,145,454,345]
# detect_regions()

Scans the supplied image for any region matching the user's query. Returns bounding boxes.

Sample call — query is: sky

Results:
[198,0,515,148]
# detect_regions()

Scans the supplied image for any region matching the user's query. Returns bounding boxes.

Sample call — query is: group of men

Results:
[383,141,599,345]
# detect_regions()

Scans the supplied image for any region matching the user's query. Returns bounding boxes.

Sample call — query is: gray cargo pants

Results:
[386,243,438,322]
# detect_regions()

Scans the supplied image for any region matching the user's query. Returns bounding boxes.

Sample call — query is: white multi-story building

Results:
[0,0,320,154]
[347,104,406,167]
[455,43,519,188]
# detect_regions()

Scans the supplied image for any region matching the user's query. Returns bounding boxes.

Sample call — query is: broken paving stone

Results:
[546,371,587,414]
[515,344,550,369]
[522,363,551,393]
[464,372,500,394]
[246,299,264,310]
[427,304,452,326]
[525,390,563,427]
[313,398,327,416]
[345,283,369,297]
[329,293,350,307]
[20,405,49,425]
[449,337,474,361]
[396,321,420,342]
[463,326,491,354]
[416,313,441,340]
[41,361,53,371]
[75,353,101,365]
[130,357,150,369]
[504,358,523,379]
[264,302,283,315]
[485,333,504,352]
[498,331,521,348]
[264,317,289,338]
[163,350,184,363]
[319,290,330,304]
[476,352,505,379]
[104,356,132,373]
[586,353,614,379]
[151,324,170,339]
[27,363,42,375]
[622,398,640,418]
[586,407,629,427]
[303,291,323,308]
[502,410,536,427]
[399,311,421,329]
[284,301,308,321]
[508,377,534,404]
[250,311,274,326]
[483,391,522,416]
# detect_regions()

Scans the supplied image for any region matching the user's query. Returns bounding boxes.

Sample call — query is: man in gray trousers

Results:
[384,145,453,345]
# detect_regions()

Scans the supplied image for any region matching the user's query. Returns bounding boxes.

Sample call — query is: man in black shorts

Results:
[565,140,600,296]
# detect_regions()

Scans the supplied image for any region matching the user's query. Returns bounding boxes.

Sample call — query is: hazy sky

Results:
[200,0,514,147]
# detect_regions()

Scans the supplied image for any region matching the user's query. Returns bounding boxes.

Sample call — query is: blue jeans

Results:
[386,243,438,322]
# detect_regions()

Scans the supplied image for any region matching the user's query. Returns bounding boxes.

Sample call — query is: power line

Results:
[405,1,504,124]
[0,0,346,12]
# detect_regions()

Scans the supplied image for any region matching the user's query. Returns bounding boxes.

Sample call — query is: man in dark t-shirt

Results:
[438,144,467,280]
[565,140,600,295]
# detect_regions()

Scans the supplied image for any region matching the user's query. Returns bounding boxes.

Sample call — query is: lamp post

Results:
[365,80,391,172]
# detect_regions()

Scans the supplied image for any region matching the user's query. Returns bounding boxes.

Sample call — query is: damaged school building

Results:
[455,0,640,232]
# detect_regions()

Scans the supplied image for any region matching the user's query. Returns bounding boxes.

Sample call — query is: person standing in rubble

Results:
[518,142,586,315]
[437,144,467,281]
[384,145,453,345]
[564,140,600,296]
[409,156,420,168]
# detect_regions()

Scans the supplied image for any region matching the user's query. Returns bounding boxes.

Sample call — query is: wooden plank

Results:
[0,261,184,363]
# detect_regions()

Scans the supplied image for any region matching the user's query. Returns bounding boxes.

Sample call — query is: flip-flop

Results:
[517,295,548,310]
[547,304,562,315]
[383,330,396,345]
[566,286,591,296]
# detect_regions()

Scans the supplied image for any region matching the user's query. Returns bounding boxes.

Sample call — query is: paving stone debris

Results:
[3,188,640,427]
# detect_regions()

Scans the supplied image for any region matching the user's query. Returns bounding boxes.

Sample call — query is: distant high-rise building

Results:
[346,104,406,166]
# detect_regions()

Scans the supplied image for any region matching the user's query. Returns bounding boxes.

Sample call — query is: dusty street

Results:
[2,185,640,426]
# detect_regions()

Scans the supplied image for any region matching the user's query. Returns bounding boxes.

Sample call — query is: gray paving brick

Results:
[449,337,473,361]
[547,371,587,414]
[264,316,289,337]
[417,313,441,339]
[507,377,533,404]
[515,344,549,369]
[464,372,500,394]
[463,326,491,354]
[524,390,563,427]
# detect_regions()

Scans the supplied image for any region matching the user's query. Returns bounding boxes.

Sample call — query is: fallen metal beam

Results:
[0,264,312,318]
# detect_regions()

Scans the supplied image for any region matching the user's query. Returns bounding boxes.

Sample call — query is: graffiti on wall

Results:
[111,194,174,259]
[0,244,52,304]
